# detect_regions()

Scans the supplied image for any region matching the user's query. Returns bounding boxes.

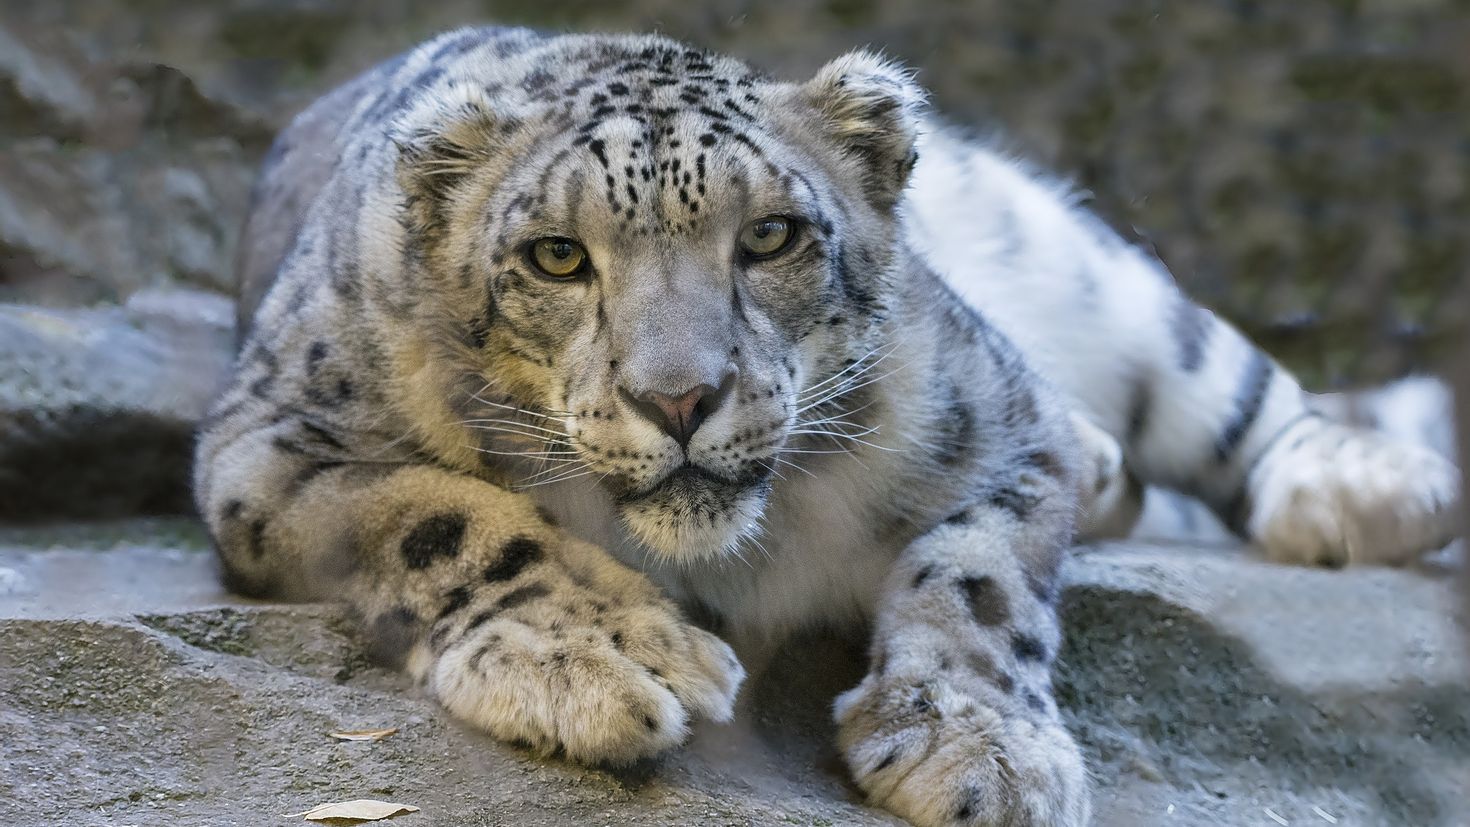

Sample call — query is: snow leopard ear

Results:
[801,50,926,210]
[393,83,508,239]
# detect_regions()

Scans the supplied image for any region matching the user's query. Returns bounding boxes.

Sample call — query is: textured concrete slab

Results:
[2,521,1465,826]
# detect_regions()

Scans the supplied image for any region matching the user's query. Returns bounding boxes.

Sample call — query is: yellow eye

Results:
[529,237,588,278]
[739,215,795,259]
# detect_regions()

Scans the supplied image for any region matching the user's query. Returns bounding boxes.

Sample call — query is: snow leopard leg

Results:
[194,402,743,764]
[909,129,1460,565]
[1071,258,1460,565]
[835,464,1088,826]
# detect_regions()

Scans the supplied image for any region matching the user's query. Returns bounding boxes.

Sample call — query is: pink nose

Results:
[637,385,717,447]
[620,371,736,447]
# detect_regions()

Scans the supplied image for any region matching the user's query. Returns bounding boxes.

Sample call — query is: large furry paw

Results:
[427,550,744,764]
[835,672,1089,827]
[1070,412,1143,542]
[1247,417,1462,566]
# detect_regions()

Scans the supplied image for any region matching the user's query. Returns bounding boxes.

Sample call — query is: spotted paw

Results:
[835,670,1089,827]
[1247,417,1461,566]
[426,540,745,764]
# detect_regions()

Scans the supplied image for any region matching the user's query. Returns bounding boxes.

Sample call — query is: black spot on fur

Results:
[1026,570,1058,605]
[290,460,346,492]
[952,787,976,822]
[305,341,329,373]
[437,586,473,620]
[1126,378,1152,446]
[298,420,347,451]
[587,138,609,168]
[305,375,354,408]
[1215,352,1274,462]
[468,643,492,672]
[1012,633,1047,661]
[483,537,543,582]
[1023,450,1065,479]
[934,380,975,467]
[400,512,468,570]
[464,608,496,633]
[959,575,1010,626]
[833,241,883,316]
[1024,689,1048,714]
[249,375,273,398]
[988,486,1038,520]
[944,510,972,525]
[912,564,934,588]
[965,650,996,680]
[874,750,898,772]
[643,714,659,732]
[994,669,1016,694]
[497,582,549,611]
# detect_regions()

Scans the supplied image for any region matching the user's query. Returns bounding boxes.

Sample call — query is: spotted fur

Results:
[197,26,1460,827]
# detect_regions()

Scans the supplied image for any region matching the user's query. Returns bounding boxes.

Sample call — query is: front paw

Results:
[1248,419,1461,566]
[429,572,744,764]
[835,671,1088,827]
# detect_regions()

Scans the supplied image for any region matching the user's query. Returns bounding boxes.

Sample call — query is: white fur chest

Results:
[531,448,911,642]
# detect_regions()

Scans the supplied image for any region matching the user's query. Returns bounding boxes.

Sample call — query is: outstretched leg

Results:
[836,453,1088,826]
[908,128,1461,565]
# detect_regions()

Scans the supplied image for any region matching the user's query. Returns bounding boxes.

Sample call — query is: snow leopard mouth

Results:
[613,461,770,505]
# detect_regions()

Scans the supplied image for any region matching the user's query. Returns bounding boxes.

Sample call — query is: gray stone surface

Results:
[2,522,1465,826]
[0,290,235,520]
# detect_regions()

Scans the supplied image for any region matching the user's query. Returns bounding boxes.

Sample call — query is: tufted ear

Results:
[801,50,926,209]
[393,83,507,240]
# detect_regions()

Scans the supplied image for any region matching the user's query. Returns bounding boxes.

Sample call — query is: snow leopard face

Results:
[396,35,923,560]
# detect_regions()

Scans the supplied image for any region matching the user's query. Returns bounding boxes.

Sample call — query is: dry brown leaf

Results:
[283,799,419,822]
[328,727,399,742]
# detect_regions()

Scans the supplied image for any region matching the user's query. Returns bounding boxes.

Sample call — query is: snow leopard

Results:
[195,25,1462,827]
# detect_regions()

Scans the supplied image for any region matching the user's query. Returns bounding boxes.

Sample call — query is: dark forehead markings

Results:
[562,77,597,98]
[520,42,783,231]
[532,148,572,207]
[565,168,587,231]
[786,167,819,202]
[587,139,610,168]
[731,132,763,157]
[522,68,554,93]
[723,98,755,119]
[499,192,532,227]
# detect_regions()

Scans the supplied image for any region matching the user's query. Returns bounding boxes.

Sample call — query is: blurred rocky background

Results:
[2,2,1467,825]
[5,0,1469,521]
[5,0,1469,379]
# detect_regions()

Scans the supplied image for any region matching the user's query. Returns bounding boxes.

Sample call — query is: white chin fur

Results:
[620,484,769,563]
